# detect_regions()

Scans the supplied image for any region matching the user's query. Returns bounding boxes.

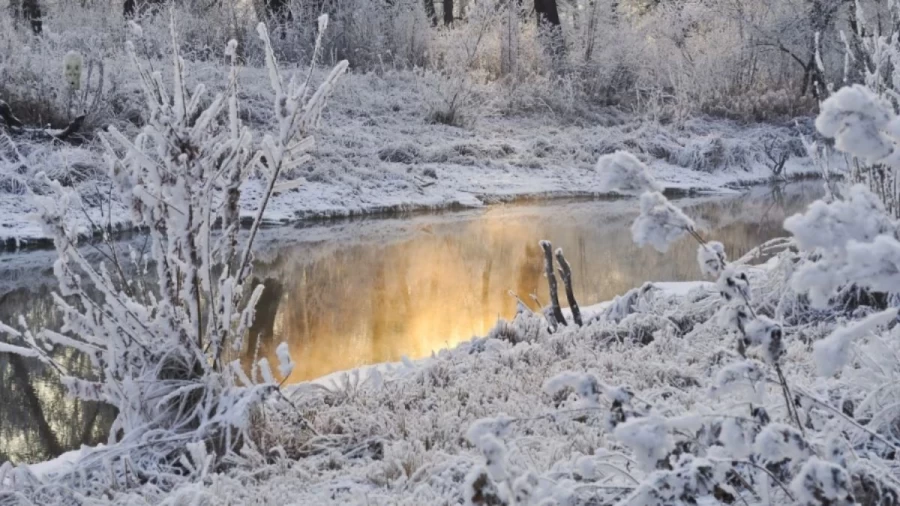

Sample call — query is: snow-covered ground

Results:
[0,64,819,247]
[15,260,889,505]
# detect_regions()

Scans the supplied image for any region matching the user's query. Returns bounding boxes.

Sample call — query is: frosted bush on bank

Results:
[457,71,900,504]
[0,13,348,494]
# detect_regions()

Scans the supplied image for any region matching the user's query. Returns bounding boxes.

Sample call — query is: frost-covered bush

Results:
[595,150,661,195]
[459,117,900,504]
[0,14,347,494]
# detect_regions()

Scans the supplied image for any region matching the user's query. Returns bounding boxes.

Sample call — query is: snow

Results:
[743,316,784,364]
[27,445,99,480]
[276,342,295,380]
[790,457,854,506]
[709,359,766,403]
[0,60,823,248]
[631,191,697,253]
[813,307,899,377]
[697,241,726,279]
[783,183,892,251]
[4,251,899,504]
[612,416,673,472]
[816,85,893,162]
[595,150,662,194]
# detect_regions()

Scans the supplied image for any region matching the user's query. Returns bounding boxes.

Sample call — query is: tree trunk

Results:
[443,0,453,26]
[424,0,437,26]
[534,0,560,28]
[22,0,42,34]
[501,0,519,76]
[534,0,565,67]
[555,248,582,326]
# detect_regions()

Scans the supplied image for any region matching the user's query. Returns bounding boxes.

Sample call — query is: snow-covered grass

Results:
[0,0,828,247]
[13,257,893,505]
[0,64,821,247]
[7,2,900,504]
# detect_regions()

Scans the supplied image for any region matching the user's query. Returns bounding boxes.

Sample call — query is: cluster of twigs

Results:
[518,240,583,331]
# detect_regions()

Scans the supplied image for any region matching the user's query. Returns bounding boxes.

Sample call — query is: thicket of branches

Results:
[455,5,900,503]
[0,0,883,131]
[0,12,347,496]
[4,1,900,504]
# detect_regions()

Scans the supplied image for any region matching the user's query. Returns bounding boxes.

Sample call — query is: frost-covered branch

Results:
[0,13,347,486]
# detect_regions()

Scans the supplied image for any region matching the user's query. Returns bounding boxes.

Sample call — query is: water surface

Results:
[0,182,822,463]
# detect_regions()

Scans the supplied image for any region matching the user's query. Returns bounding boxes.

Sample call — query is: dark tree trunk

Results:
[534,0,565,67]
[443,0,453,26]
[22,0,42,34]
[424,0,437,27]
[534,0,560,28]
[540,241,567,328]
[555,249,582,326]
[264,0,294,39]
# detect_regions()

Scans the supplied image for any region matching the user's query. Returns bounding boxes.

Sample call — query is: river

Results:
[0,181,823,464]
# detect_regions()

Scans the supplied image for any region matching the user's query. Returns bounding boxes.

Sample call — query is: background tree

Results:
[444,0,453,25]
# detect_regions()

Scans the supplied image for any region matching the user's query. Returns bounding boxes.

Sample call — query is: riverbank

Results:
[1,64,821,249]
[0,183,825,467]
[7,179,898,504]
[12,264,863,505]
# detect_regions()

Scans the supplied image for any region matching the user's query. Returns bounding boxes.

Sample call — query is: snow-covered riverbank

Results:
[13,257,887,506]
[0,64,819,248]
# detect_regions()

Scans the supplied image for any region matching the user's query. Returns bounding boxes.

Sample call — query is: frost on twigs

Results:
[0,16,347,488]
[784,184,892,252]
[613,416,673,472]
[631,191,697,253]
[543,371,603,409]
[816,85,894,162]
[743,315,784,364]
[595,150,662,194]
[63,51,83,91]
[697,241,726,278]
[716,266,751,303]
[275,342,294,380]
[625,456,725,506]
[784,184,899,308]
[813,307,898,377]
[755,423,812,465]
[790,457,855,506]
[709,359,766,404]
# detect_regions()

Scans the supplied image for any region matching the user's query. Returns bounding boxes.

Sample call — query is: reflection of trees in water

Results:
[0,286,115,464]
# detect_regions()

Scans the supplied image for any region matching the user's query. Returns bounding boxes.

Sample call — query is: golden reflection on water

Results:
[248,184,821,382]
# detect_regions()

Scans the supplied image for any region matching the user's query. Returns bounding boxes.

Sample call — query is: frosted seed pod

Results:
[63,51,84,90]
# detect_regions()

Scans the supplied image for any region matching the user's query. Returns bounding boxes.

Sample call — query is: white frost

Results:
[613,416,673,472]
[275,342,294,380]
[631,191,697,253]
[595,150,662,194]
[813,307,898,376]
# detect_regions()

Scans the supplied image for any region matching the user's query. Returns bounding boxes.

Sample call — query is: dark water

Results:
[0,182,823,464]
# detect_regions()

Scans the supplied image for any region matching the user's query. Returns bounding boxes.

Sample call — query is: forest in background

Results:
[2,0,875,133]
